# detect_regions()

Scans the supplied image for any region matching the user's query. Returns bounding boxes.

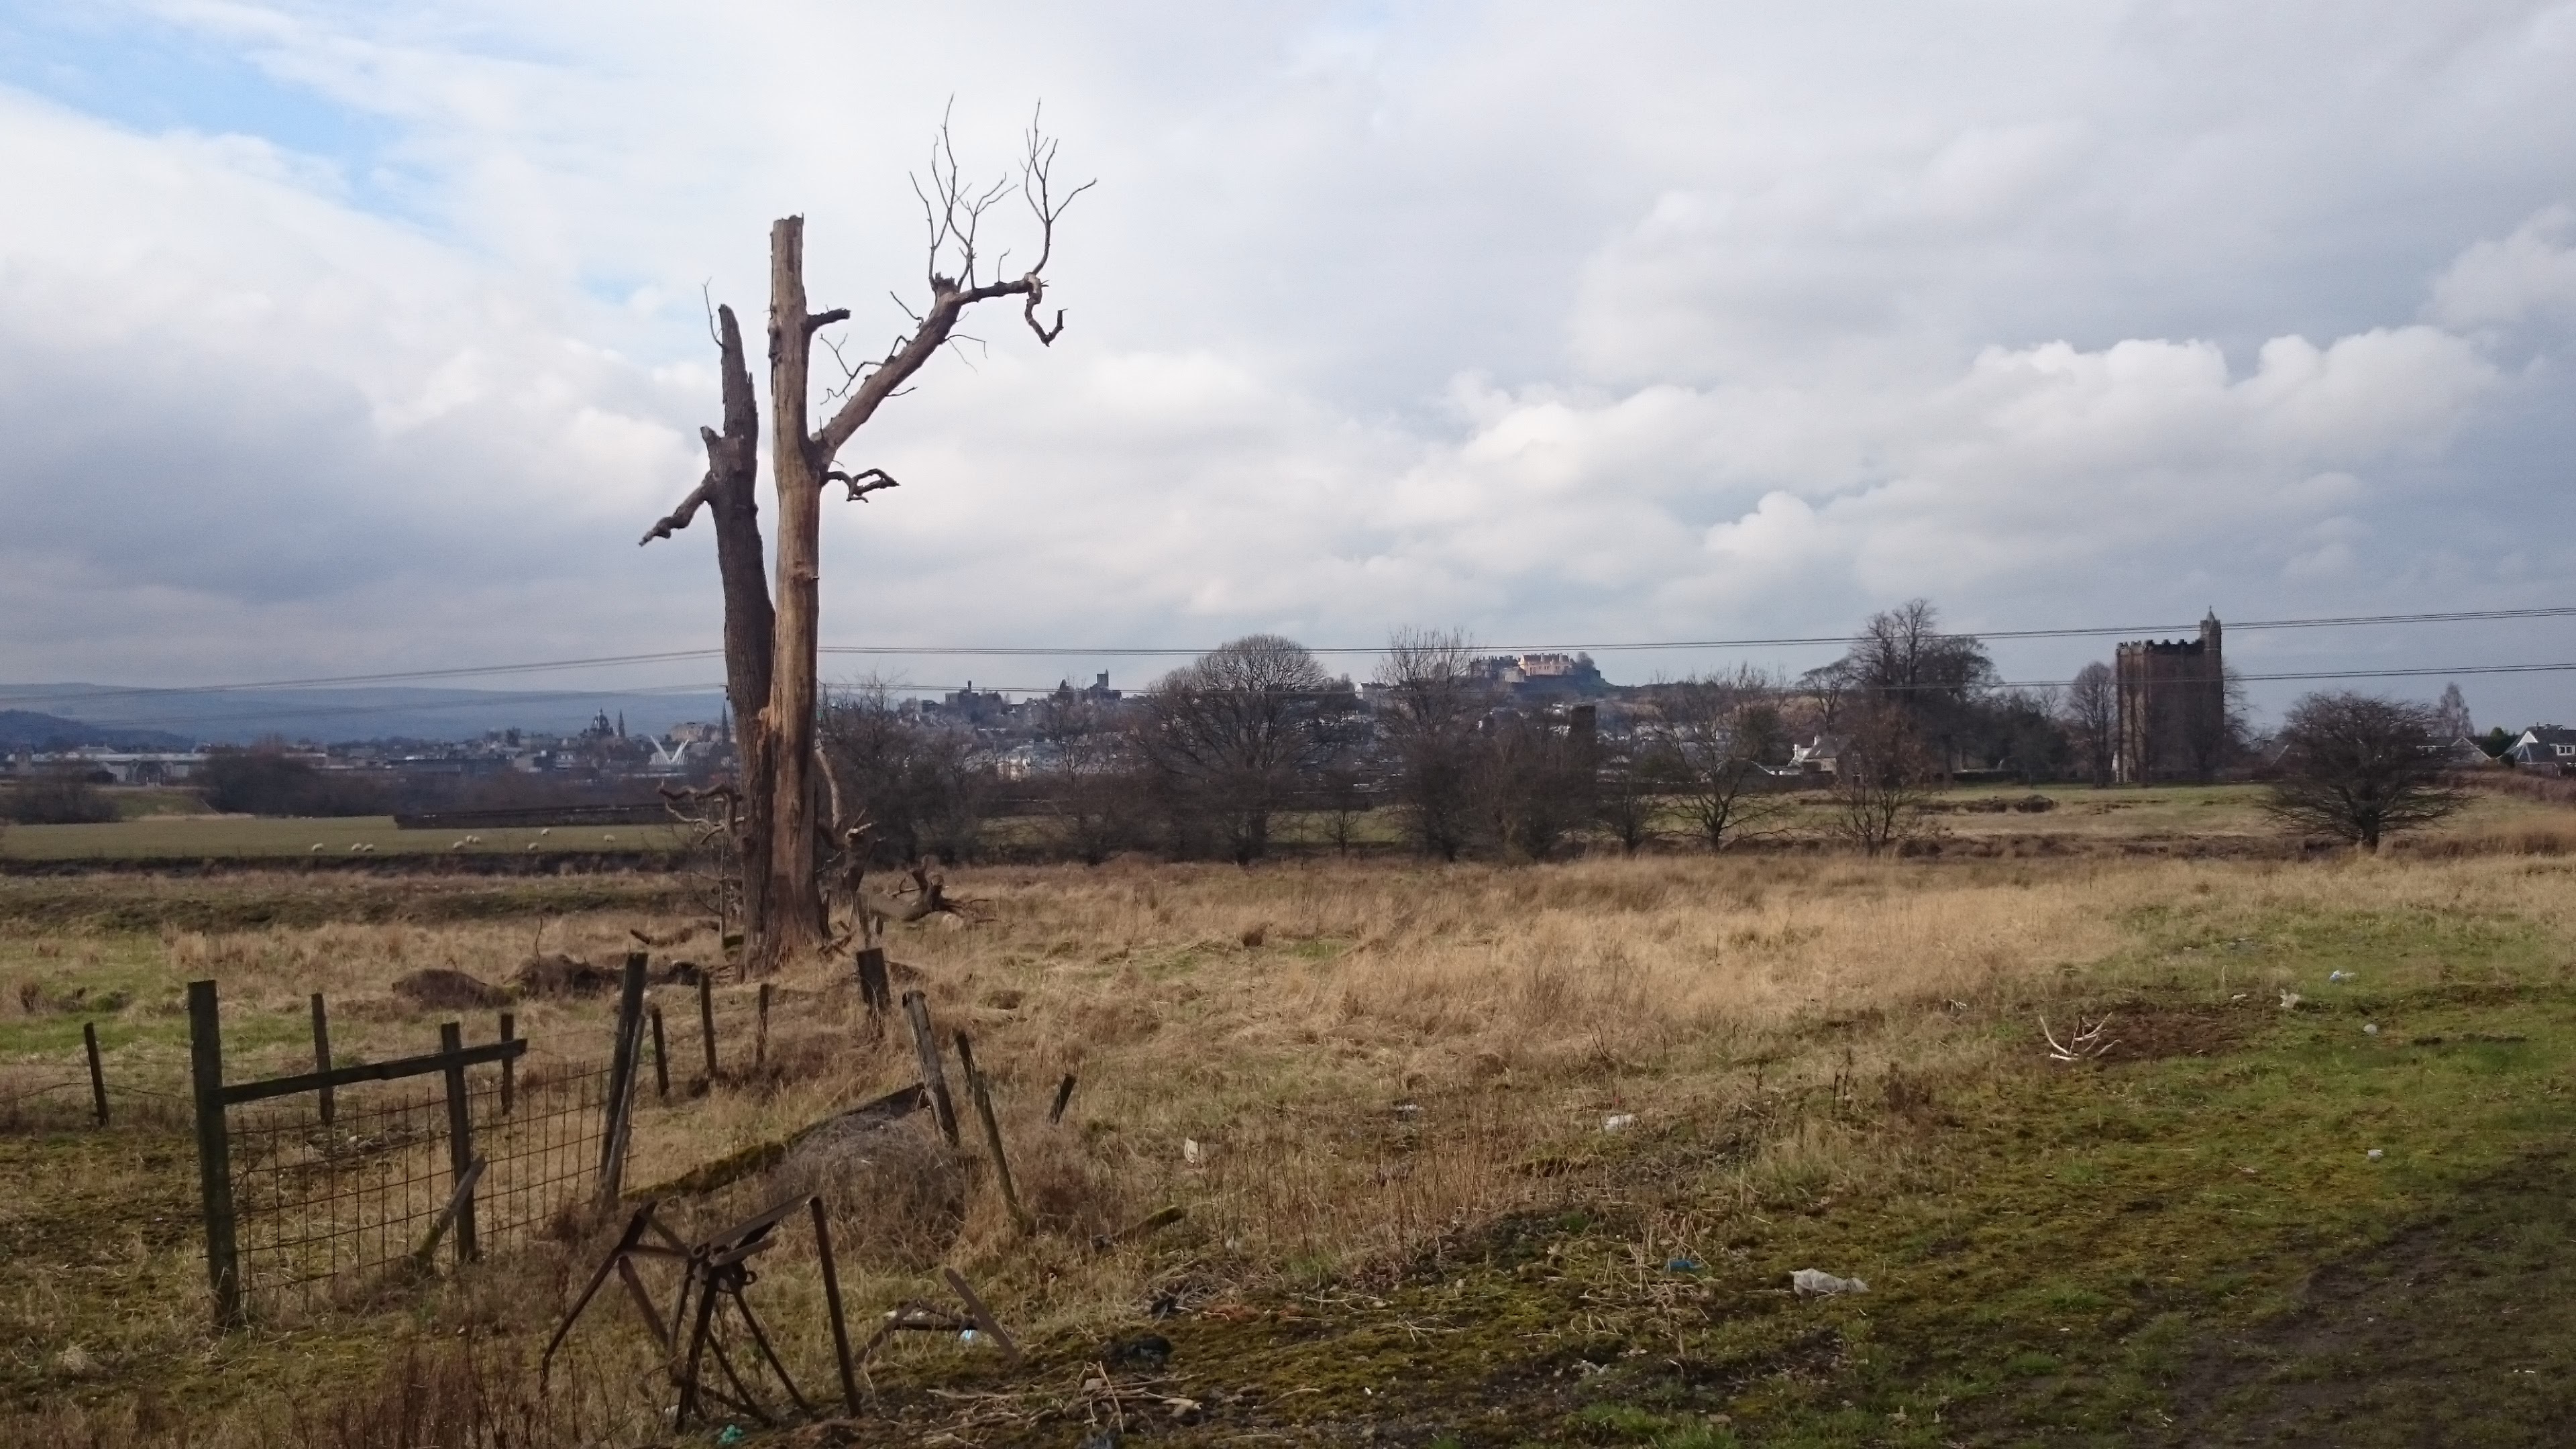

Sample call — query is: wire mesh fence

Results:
[227,1054,613,1318]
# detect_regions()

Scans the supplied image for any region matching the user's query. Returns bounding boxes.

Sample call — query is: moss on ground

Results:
[830,898,2576,1446]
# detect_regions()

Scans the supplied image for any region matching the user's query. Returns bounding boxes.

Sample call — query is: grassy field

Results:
[9,803,2576,1444]
[7,780,2567,865]
[0,812,692,861]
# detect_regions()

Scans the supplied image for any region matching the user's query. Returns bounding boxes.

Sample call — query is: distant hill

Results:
[0,709,193,751]
[0,685,730,747]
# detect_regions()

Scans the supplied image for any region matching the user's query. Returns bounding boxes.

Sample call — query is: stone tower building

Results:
[2114,612,2224,784]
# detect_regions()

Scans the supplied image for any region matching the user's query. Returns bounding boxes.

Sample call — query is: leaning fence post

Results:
[809,1196,861,1415]
[498,1011,517,1116]
[901,990,960,1147]
[438,1021,480,1265]
[648,1002,669,1099]
[83,1022,108,1128]
[186,979,242,1329]
[755,983,771,1073]
[955,1032,1026,1228]
[698,971,718,1084]
[309,992,334,1129]
[598,953,648,1208]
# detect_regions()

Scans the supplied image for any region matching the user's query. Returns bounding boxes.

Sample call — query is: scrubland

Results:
[9,802,2576,1444]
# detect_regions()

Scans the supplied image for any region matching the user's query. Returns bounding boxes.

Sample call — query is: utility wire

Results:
[5,602,2571,727]
[25,661,2576,736]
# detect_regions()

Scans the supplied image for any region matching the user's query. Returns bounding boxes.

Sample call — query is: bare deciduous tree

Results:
[1654,667,1790,853]
[1470,705,1597,861]
[2259,691,2463,851]
[1031,693,1138,865]
[819,681,987,867]
[639,113,1088,969]
[1375,628,1483,860]
[1831,706,1933,856]
[2063,661,2117,788]
[1591,710,1664,857]
[1833,599,1995,776]
[1139,635,1348,864]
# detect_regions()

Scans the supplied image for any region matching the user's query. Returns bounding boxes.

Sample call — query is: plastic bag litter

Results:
[2367,1148,2385,1161]
[1792,1269,1869,1297]
[1602,1114,1637,1132]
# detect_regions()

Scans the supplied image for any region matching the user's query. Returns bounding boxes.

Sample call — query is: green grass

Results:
[896,887,2576,1446]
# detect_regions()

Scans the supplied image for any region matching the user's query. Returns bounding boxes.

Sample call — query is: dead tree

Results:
[642,113,1089,969]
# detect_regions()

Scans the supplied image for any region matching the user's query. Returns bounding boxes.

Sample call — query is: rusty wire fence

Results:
[227,1054,614,1318]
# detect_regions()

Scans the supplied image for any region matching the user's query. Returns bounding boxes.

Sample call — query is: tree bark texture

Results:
[765,217,829,957]
[705,307,778,957]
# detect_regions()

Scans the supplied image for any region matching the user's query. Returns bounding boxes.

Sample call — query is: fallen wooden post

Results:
[942,1267,1024,1368]
[413,1157,488,1268]
[1091,1204,1186,1252]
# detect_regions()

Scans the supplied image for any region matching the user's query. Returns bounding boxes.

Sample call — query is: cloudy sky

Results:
[3,1,2573,726]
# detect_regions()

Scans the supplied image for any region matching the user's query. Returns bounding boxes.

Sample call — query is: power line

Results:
[27,659,2576,737]
[5,603,2571,724]
[818,605,2576,659]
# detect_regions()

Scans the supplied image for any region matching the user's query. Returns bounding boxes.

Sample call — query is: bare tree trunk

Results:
[764,218,828,958]
[708,310,780,957]
[643,302,777,956]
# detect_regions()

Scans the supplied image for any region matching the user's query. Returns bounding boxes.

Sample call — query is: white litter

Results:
[2279,989,2303,1010]
[1792,1269,1869,1297]
[2363,1022,2380,1036]
[1602,1114,1637,1133]
[2328,970,2353,983]
[2367,1148,2385,1161]
[1182,1138,1205,1167]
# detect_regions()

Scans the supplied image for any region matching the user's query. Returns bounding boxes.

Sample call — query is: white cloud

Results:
[2,2,2575,724]
[2431,205,2576,329]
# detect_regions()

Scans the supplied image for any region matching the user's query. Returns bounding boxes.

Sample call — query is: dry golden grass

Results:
[15,845,2576,1443]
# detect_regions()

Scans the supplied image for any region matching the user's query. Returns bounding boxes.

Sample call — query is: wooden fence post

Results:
[855,947,890,1030]
[901,991,959,1147]
[498,1011,516,1116]
[186,980,242,1329]
[438,1022,479,1265]
[598,953,648,1207]
[698,971,718,1084]
[755,982,771,1072]
[955,1032,1026,1228]
[809,1196,861,1415]
[648,1003,669,1098]
[83,1022,108,1127]
[309,993,334,1129]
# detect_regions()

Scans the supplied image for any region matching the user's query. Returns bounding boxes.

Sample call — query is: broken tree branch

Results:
[824,467,900,503]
